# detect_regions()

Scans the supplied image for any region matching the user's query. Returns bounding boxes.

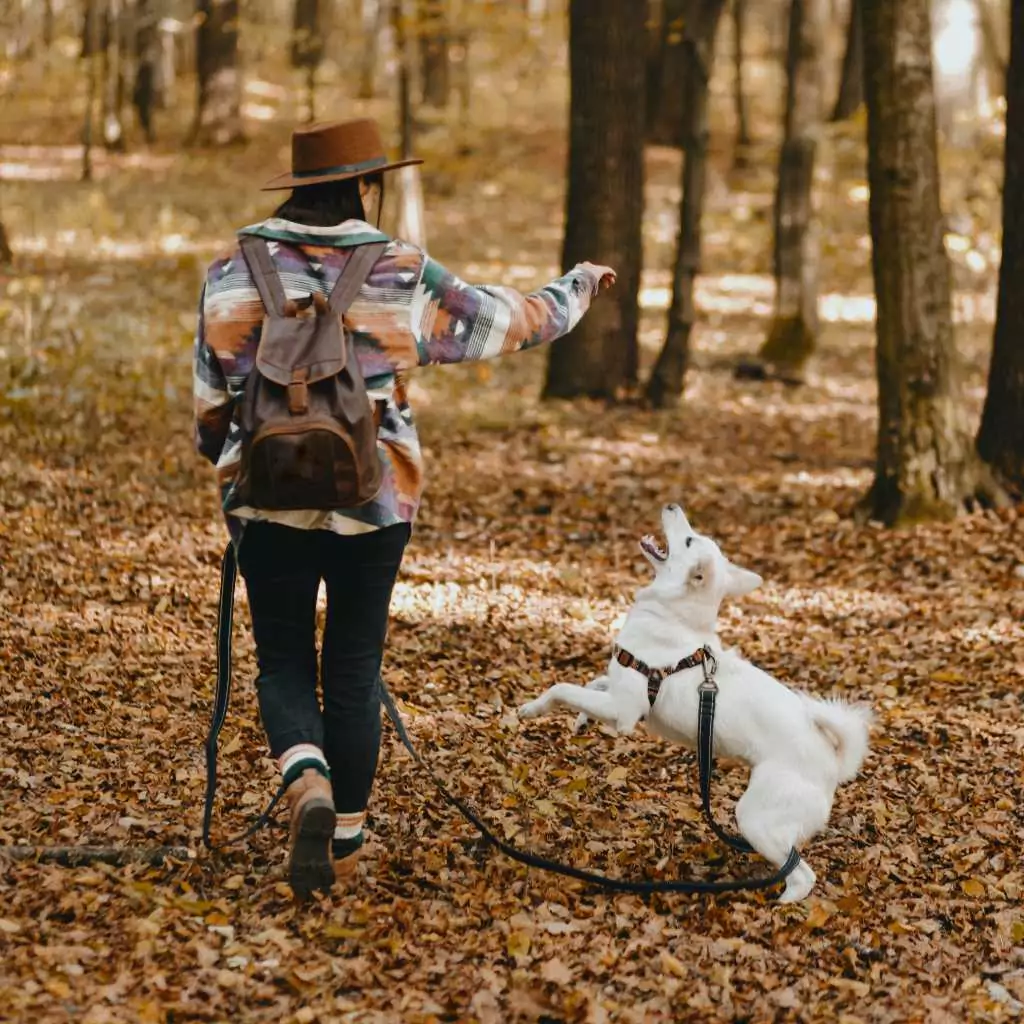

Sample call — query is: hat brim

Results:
[260,158,424,191]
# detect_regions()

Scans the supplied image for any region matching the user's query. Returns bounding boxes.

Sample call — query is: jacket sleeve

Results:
[192,283,234,465]
[408,254,601,367]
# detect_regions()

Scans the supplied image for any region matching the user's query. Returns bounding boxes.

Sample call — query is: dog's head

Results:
[640,504,762,613]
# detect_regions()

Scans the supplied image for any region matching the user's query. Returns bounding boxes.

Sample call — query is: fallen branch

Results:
[1,845,194,867]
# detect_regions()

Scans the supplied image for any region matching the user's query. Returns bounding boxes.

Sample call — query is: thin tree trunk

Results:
[543,0,645,401]
[358,0,383,99]
[393,0,426,246]
[82,0,103,181]
[976,0,1024,493]
[133,0,158,142]
[862,0,1002,525]
[192,0,244,147]
[0,219,12,265]
[102,0,126,151]
[733,0,751,150]
[647,0,727,409]
[292,0,324,124]
[831,0,863,120]
[755,0,825,379]
[418,0,449,108]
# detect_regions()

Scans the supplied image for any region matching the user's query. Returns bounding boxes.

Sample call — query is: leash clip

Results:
[698,646,718,692]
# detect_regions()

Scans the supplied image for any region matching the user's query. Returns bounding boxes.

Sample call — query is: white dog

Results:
[517,504,871,902]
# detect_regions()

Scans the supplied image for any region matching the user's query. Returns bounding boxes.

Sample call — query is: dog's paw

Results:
[572,713,590,735]
[517,700,543,720]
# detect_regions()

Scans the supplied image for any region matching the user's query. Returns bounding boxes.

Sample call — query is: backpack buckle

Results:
[287,379,309,414]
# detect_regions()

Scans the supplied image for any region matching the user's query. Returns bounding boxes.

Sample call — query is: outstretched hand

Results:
[578,262,617,293]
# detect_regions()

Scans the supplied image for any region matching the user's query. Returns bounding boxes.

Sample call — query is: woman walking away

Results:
[193,118,615,898]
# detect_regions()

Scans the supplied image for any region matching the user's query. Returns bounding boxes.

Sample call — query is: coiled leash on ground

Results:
[205,543,800,892]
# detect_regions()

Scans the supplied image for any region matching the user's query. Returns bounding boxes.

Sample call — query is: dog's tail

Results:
[804,697,873,783]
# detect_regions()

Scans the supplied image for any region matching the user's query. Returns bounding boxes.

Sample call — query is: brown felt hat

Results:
[261,118,422,191]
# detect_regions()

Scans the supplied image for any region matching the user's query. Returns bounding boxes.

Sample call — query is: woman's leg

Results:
[238,521,324,764]
[319,523,409,861]
[238,521,335,896]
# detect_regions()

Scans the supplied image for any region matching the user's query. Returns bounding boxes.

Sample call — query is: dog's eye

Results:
[686,537,694,548]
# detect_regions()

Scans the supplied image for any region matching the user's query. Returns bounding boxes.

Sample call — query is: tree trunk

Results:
[358,0,384,99]
[133,0,159,142]
[976,0,1024,493]
[862,0,1001,525]
[393,0,426,247]
[831,0,863,120]
[647,0,727,409]
[102,0,126,151]
[647,0,690,147]
[192,0,244,146]
[292,0,324,123]
[543,0,645,401]
[0,219,12,265]
[733,0,751,150]
[755,0,825,379]
[418,0,449,108]
[82,0,103,181]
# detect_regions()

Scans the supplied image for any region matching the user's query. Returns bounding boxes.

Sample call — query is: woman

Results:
[193,118,615,897]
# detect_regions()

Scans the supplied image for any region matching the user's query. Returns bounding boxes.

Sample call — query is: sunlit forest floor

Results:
[1,32,1023,1024]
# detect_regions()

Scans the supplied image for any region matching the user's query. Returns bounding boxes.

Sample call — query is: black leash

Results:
[202,543,285,850]
[205,543,800,892]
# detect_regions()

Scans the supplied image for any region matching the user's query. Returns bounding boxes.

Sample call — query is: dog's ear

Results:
[724,561,762,598]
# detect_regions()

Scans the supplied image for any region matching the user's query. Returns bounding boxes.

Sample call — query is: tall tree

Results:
[101,0,126,151]
[732,0,751,154]
[976,0,1024,493]
[133,0,159,143]
[418,0,450,108]
[646,0,728,408]
[0,216,12,265]
[754,0,826,381]
[192,0,243,146]
[292,0,325,123]
[862,0,1001,524]
[543,0,645,400]
[831,0,863,120]
[358,0,385,99]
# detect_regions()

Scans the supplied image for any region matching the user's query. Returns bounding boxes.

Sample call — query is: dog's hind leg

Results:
[518,681,641,733]
[735,767,825,903]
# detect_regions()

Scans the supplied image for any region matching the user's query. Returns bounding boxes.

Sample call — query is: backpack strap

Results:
[239,235,288,316]
[328,241,388,315]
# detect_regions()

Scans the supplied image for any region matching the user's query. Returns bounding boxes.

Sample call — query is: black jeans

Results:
[237,520,409,815]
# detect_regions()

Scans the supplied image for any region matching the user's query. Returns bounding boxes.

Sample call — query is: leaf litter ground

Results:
[1,71,1023,1024]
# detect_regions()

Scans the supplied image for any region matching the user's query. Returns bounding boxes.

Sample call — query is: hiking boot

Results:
[286,769,336,898]
[332,832,365,880]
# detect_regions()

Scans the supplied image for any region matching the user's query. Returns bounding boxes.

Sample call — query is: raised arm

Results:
[409,254,613,367]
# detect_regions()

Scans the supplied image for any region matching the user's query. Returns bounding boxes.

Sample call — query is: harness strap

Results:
[614,643,709,707]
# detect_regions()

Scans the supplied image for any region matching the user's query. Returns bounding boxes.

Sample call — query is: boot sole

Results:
[289,796,336,899]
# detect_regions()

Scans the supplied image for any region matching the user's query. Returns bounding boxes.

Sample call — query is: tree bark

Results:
[976,0,1024,493]
[358,0,384,99]
[831,0,863,120]
[733,0,751,150]
[292,0,324,123]
[0,219,12,265]
[754,0,825,379]
[192,0,244,147]
[418,0,450,108]
[102,0,126,151]
[133,0,159,142]
[862,0,1001,525]
[543,0,645,401]
[647,0,727,409]
[81,0,103,181]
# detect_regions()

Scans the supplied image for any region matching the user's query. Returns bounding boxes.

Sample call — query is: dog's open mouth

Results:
[640,534,668,562]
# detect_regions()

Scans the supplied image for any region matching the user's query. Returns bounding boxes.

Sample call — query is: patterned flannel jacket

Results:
[193,218,601,539]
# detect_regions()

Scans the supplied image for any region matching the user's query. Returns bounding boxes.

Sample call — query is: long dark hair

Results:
[273,172,384,227]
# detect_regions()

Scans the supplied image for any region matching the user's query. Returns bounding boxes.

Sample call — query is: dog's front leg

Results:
[572,675,609,735]
[518,681,641,734]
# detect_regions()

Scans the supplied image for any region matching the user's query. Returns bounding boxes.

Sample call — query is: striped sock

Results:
[333,811,365,858]
[278,744,330,788]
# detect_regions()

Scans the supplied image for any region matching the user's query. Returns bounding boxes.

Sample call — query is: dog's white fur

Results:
[517,504,871,902]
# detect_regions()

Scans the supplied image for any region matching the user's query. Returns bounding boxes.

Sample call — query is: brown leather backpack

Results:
[235,236,387,511]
